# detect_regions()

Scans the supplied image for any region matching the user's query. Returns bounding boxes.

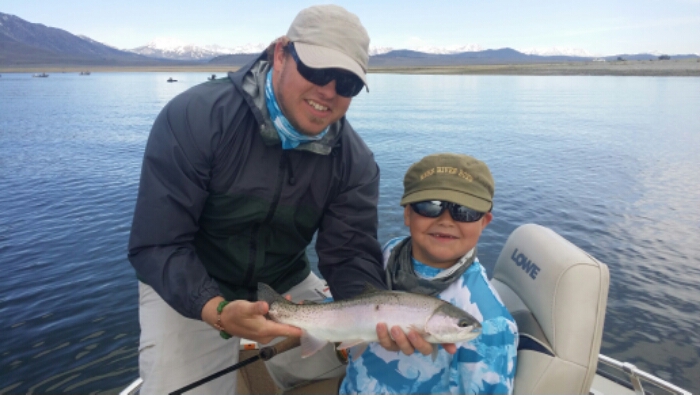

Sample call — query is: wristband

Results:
[215,300,232,340]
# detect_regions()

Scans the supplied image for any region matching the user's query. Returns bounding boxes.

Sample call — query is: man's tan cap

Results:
[286,4,370,88]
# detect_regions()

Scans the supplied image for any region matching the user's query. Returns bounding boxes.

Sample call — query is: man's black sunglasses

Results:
[410,200,487,223]
[286,42,365,98]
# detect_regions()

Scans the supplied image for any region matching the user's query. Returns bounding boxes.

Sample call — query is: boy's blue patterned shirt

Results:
[340,237,519,395]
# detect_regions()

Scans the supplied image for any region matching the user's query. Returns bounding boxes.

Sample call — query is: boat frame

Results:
[592,354,692,395]
[119,348,692,395]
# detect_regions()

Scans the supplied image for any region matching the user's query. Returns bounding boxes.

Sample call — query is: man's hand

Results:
[376,323,457,356]
[202,297,302,344]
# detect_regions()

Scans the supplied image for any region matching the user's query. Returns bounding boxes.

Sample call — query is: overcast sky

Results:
[3,0,699,56]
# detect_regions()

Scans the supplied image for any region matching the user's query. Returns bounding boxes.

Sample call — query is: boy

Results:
[340,153,518,394]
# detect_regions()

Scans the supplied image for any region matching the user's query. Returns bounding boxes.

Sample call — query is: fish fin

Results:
[300,330,329,358]
[257,283,290,306]
[360,282,383,295]
[430,344,438,362]
[339,341,370,359]
[352,342,369,357]
[336,339,366,350]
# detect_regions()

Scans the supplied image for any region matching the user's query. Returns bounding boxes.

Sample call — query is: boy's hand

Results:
[376,323,457,356]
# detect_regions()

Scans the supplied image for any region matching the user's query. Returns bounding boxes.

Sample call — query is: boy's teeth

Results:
[308,100,328,111]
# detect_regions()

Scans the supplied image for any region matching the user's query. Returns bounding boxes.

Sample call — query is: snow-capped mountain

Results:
[369,46,394,56]
[128,38,267,61]
[127,39,491,61]
[520,47,594,57]
[6,11,698,67]
[0,11,154,65]
[77,35,118,49]
[409,44,485,54]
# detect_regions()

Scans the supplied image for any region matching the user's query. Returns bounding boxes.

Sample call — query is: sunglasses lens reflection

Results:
[288,43,364,97]
[411,201,485,223]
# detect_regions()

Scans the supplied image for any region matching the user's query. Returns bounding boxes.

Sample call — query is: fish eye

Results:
[458,319,470,328]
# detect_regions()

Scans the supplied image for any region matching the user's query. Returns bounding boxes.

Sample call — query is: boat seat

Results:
[491,224,610,395]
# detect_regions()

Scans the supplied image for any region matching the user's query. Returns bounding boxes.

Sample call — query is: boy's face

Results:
[404,204,493,269]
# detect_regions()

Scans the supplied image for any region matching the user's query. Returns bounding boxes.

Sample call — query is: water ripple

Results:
[2,72,699,392]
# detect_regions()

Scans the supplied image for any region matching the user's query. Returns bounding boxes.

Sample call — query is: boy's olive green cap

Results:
[400,153,494,212]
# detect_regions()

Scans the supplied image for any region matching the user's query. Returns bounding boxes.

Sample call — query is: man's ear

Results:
[273,41,286,71]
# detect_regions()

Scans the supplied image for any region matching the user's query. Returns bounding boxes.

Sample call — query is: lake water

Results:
[1,71,699,394]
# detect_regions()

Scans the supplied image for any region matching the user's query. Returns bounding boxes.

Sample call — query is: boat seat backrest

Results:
[491,224,610,395]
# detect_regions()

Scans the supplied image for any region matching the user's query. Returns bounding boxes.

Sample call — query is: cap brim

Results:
[400,190,493,213]
[294,42,369,91]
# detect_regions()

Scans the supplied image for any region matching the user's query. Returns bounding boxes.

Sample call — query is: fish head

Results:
[424,303,482,343]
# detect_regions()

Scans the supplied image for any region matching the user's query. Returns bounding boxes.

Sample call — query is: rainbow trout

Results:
[258,282,481,358]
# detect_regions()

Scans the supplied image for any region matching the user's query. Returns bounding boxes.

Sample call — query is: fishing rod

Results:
[169,336,301,395]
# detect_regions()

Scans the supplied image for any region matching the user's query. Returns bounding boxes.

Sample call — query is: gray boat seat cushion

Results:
[491,224,610,395]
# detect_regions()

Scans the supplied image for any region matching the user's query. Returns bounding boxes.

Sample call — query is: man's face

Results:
[272,42,353,136]
[404,203,492,269]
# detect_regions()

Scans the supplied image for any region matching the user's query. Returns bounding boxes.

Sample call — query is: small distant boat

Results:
[33,73,49,78]
[79,71,91,75]
[208,74,216,81]
[167,77,177,83]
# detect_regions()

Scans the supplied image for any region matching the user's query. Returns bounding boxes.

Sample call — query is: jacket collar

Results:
[228,51,341,155]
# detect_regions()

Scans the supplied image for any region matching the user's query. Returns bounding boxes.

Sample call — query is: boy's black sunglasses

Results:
[410,200,487,223]
[286,42,365,98]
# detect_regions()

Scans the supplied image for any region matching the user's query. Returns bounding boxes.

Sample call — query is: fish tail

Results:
[257,283,290,306]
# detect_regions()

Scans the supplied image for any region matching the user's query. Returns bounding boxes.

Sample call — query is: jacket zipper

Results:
[243,151,288,301]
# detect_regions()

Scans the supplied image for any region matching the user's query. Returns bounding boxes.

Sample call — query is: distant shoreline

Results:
[2,59,699,76]
[371,59,700,76]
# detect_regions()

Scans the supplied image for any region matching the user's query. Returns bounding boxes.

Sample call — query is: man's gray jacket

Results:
[128,54,386,319]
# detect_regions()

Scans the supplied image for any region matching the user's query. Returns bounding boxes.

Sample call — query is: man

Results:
[128,5,436,394]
